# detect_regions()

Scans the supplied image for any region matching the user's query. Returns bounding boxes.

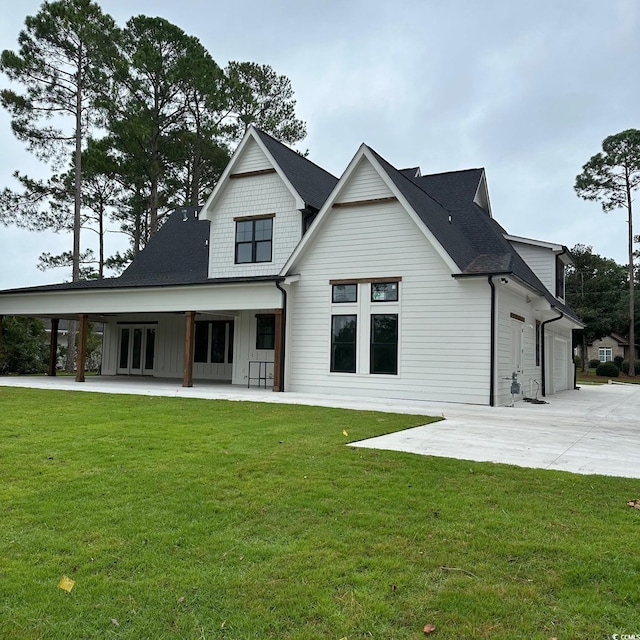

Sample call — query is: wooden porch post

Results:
[183,311,195,387]
[75,314,88,382]
[48,318,59,376]
[0,315,3,363]
[273,309,283,392]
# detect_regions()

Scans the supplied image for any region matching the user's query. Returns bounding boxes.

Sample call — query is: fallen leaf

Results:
[627,499,640,509]
[342,430,348,436]
[389,584,397,592]
[111,618,119,626]
[423,624,436,634]
[57,576,75,592]
[177,596,185,603]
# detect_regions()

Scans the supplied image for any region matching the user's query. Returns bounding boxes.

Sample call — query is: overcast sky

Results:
[1,0,638,290]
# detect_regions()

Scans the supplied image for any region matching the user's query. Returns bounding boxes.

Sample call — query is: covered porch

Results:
[0,277,288,391]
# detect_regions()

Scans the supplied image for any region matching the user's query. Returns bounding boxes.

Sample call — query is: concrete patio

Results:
[1,375,639,479]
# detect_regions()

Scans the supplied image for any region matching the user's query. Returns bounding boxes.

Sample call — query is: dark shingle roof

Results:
[369,148,580,323]
[254,129,338,211]
[0,206,280,295]
[0,132,579,325]
[119,205,209,285]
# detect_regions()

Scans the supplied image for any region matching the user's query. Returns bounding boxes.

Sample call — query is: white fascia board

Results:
[0,282,282,317]
[281,145,460,275]
[504,233,564,252]
[199,127,255,221]
[200,126,304,222]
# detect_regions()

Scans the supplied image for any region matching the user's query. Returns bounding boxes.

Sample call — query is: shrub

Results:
[614,355,624,370]
[589,359,601,369]
[574,355,583,370]
[621,360,640,375]
[0,317,49,374]
[596,362,619,377]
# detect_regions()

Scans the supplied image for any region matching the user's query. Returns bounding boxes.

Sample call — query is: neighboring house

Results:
[0,126,583,406]
[587,333,639,363]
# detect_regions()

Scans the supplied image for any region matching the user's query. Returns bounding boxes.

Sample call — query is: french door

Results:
[117,324,156,375]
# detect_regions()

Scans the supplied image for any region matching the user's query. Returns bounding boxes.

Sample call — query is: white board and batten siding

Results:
[509,241,555,294]
[208,139,302,279]
[286,157,492,405]
[231,309,276,386]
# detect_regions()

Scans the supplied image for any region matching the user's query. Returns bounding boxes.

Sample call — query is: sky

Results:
[1,0,638,290]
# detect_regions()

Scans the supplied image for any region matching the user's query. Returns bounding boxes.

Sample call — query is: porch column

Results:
[0,315,3,363]
[48,318,59,376]
[273,309,283,392]
[183,311,196,388]
[75,314,88,382]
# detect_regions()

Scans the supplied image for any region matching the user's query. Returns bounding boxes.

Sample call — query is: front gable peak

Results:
[200,127,305,221]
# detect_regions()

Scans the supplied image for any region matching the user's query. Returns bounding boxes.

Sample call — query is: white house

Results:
[0,126,582,406]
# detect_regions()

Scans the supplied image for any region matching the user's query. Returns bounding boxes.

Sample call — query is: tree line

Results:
[0,0,307,281]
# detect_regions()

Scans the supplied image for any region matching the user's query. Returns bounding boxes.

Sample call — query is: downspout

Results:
[540,309,564,397]
[488,276,496,407]
[275,280,287,392]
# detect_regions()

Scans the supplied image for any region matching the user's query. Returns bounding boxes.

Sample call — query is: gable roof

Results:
[201,126,338,219]
[253,129,338,211]
[0,132,580,326]
[284,143,581,324]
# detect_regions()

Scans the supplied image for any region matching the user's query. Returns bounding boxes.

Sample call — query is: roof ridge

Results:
[420,167,484,178]
[253,127,338,182]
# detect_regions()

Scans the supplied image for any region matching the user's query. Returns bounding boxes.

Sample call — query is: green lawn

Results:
[1,387,639,639]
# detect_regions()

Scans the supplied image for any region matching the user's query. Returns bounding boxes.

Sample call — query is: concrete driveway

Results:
[1,376,639,478]
[351,383,640,479]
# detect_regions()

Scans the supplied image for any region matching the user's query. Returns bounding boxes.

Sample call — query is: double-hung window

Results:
[235,216,273,263]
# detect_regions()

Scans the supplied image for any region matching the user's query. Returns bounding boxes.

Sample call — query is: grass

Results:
[577,368,640,385]
[1,387,640,639]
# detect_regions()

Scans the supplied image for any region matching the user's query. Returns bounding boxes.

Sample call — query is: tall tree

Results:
[0,0,117,281]
[225,61,307,145]
[575,129,640,375]
[103,16,225,239]
[565,244,628,371]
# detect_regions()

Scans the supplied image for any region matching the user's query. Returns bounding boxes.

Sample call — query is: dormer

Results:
[200,127,338,280]
[505,234,572,301]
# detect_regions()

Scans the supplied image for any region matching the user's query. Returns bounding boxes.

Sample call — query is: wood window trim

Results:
[329,277,402,285]
[233,213,276,222]
[229,168,277,179]
[510,313,525,322]
[333,196,398,208]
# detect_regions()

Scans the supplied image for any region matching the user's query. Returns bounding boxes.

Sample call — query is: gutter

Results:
[488,275,496,406]
[540,309,564,397]
[275,280,287,392]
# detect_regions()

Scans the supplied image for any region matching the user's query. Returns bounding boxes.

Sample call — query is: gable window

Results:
[235,216,273,264]
[555,257,565,298]
[256,315,276,350]
[371,282,399,302]
[331,315,357,373]
[598,347,613,362]
[370,314,398,374]
[332,284,357,303]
